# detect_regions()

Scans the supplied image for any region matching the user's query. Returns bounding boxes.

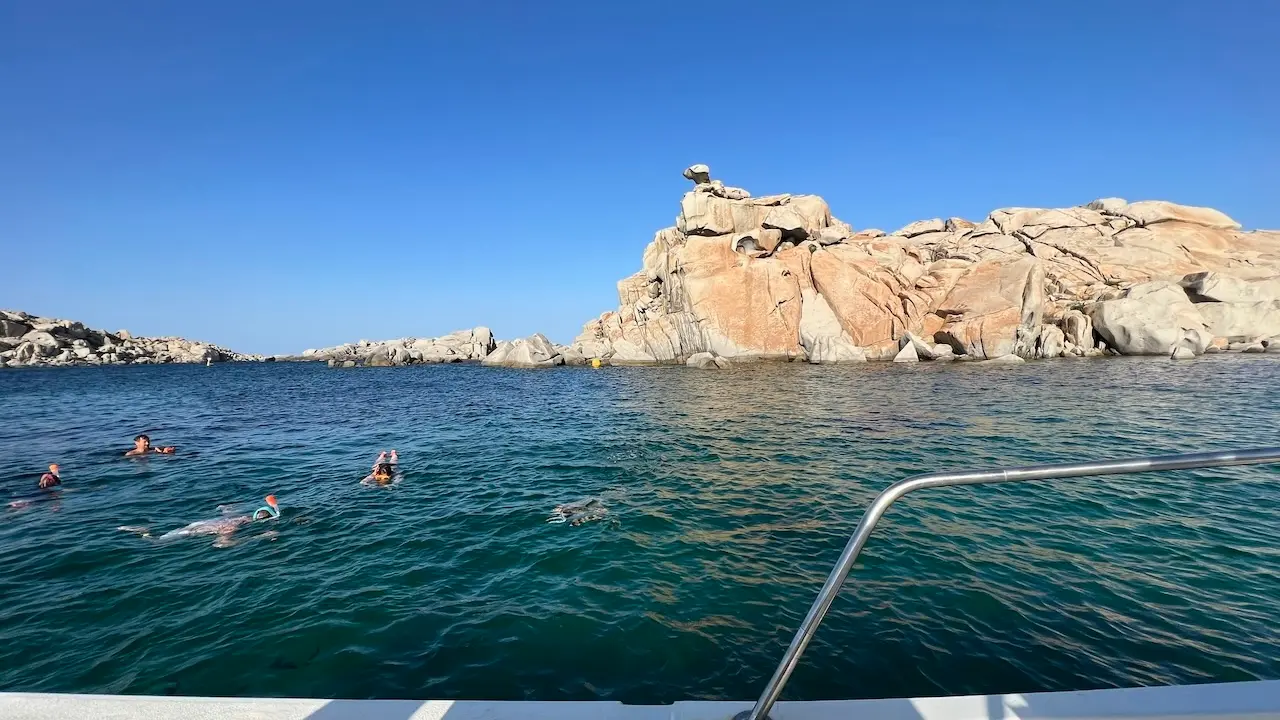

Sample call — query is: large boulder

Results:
[1115,201,1240,230]
[1181,272,1280,304]
[1194,301,1280,340]
[1,318,31,339]
[1087,281,1211,355]
[892,218,945,238]
[609,338,658,365]
[20,330,62,349]
[481,334,564,368]
[683,164,711,184]
[685,352,729,369]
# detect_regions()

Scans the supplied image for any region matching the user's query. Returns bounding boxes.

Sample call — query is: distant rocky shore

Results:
[0,310,263,368]
[8,164,1280,370]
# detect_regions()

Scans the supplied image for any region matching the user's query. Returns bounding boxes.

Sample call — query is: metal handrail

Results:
[735,447,1280,720]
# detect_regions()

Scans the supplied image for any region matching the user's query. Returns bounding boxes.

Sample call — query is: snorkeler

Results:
[547,497,608,526]
[38,464,61,489]
[8,464,64,509]
[118,495,280,547]
[361,450,400,486]
[124,434,177,456]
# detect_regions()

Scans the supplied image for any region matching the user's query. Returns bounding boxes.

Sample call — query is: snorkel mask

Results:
[253,494,280,520]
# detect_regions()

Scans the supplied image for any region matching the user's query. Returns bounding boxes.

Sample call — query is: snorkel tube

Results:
[253,494,280,520]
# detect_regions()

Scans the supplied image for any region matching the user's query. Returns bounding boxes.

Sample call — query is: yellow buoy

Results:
[590,358,602,368]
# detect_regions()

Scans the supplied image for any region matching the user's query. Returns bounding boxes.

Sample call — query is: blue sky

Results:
[3,1,1277,355]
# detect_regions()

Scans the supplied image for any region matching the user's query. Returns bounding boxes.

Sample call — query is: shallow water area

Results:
[1,356,1278,703]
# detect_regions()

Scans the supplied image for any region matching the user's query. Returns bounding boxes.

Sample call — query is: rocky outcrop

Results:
[0,310,261,368]
[569,165,1280,364]
[482,334,566,368]
[304,328,497,368]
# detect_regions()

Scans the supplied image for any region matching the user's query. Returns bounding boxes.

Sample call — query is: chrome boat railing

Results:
[736,447,1280,720]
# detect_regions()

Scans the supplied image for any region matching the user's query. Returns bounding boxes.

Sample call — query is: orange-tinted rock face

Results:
[571,166,1280,364]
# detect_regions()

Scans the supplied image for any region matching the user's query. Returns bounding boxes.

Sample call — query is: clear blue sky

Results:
[3,1,1277,355]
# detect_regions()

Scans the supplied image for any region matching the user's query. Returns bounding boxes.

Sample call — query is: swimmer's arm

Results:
[388,450,398,465]
[360,474,375,486]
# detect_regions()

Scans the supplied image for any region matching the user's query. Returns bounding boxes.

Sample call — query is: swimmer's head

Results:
[133,435,151,452]
[374,463,394,478]
[253,495,280,520]
[48,464,59,475]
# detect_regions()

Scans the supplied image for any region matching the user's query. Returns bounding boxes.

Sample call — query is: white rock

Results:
[892,343,919,363]
[892,218,945,238]
[817,226,849,246]
[685,352,719,369]
[609,339,657,365]
[899,332,936,360]
[1170,345,1196,360]
[1086,197,1128,214]
[1037,324,1065,358]
[1116,201,1240,230]
[683,164,711,184]
[1181,272,1280,304]
[20,330,61,348]
[1087,281,1210,355]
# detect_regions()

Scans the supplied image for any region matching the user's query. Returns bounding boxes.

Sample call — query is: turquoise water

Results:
[1,358,1278,703]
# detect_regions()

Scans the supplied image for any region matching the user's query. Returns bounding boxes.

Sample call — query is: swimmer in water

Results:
[361,450,400,486]
[39,464,61,489]
[547,497,608,526]
[118,495,280,548]
[124,434,177,456]
[8,464,64,509]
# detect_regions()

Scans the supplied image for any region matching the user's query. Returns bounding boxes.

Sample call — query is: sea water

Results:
[0,357,1277,703]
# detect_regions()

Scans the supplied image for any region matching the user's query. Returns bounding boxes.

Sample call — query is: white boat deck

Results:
[2,680,1277,720]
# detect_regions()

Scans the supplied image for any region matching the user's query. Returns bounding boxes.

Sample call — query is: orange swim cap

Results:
[265,494,278,506]
[48,464,59,474]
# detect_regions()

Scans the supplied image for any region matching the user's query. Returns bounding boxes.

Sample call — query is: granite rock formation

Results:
[570,165,1280,364]
[0,310,261,368]
[301,328,497,368]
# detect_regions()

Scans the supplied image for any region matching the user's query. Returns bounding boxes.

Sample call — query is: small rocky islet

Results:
[5,164,1280,370]
[0,311,261,369]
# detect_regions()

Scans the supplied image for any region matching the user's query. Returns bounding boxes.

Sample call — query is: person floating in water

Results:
[361,450,400,486]
[125,434,177,456]
[118,495,280,548]
[39,463,62,489]
[8,464,64,509]
[547,497,608,526]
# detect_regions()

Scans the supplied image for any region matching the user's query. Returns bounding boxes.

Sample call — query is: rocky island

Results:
[0,310,262,368]
[565,165,1280,366]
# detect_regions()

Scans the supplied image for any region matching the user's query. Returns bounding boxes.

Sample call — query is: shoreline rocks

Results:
[0,310,261,368]
[294,328,498,368]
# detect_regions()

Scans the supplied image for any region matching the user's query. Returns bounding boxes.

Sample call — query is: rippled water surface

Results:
[1,357,1278,702]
